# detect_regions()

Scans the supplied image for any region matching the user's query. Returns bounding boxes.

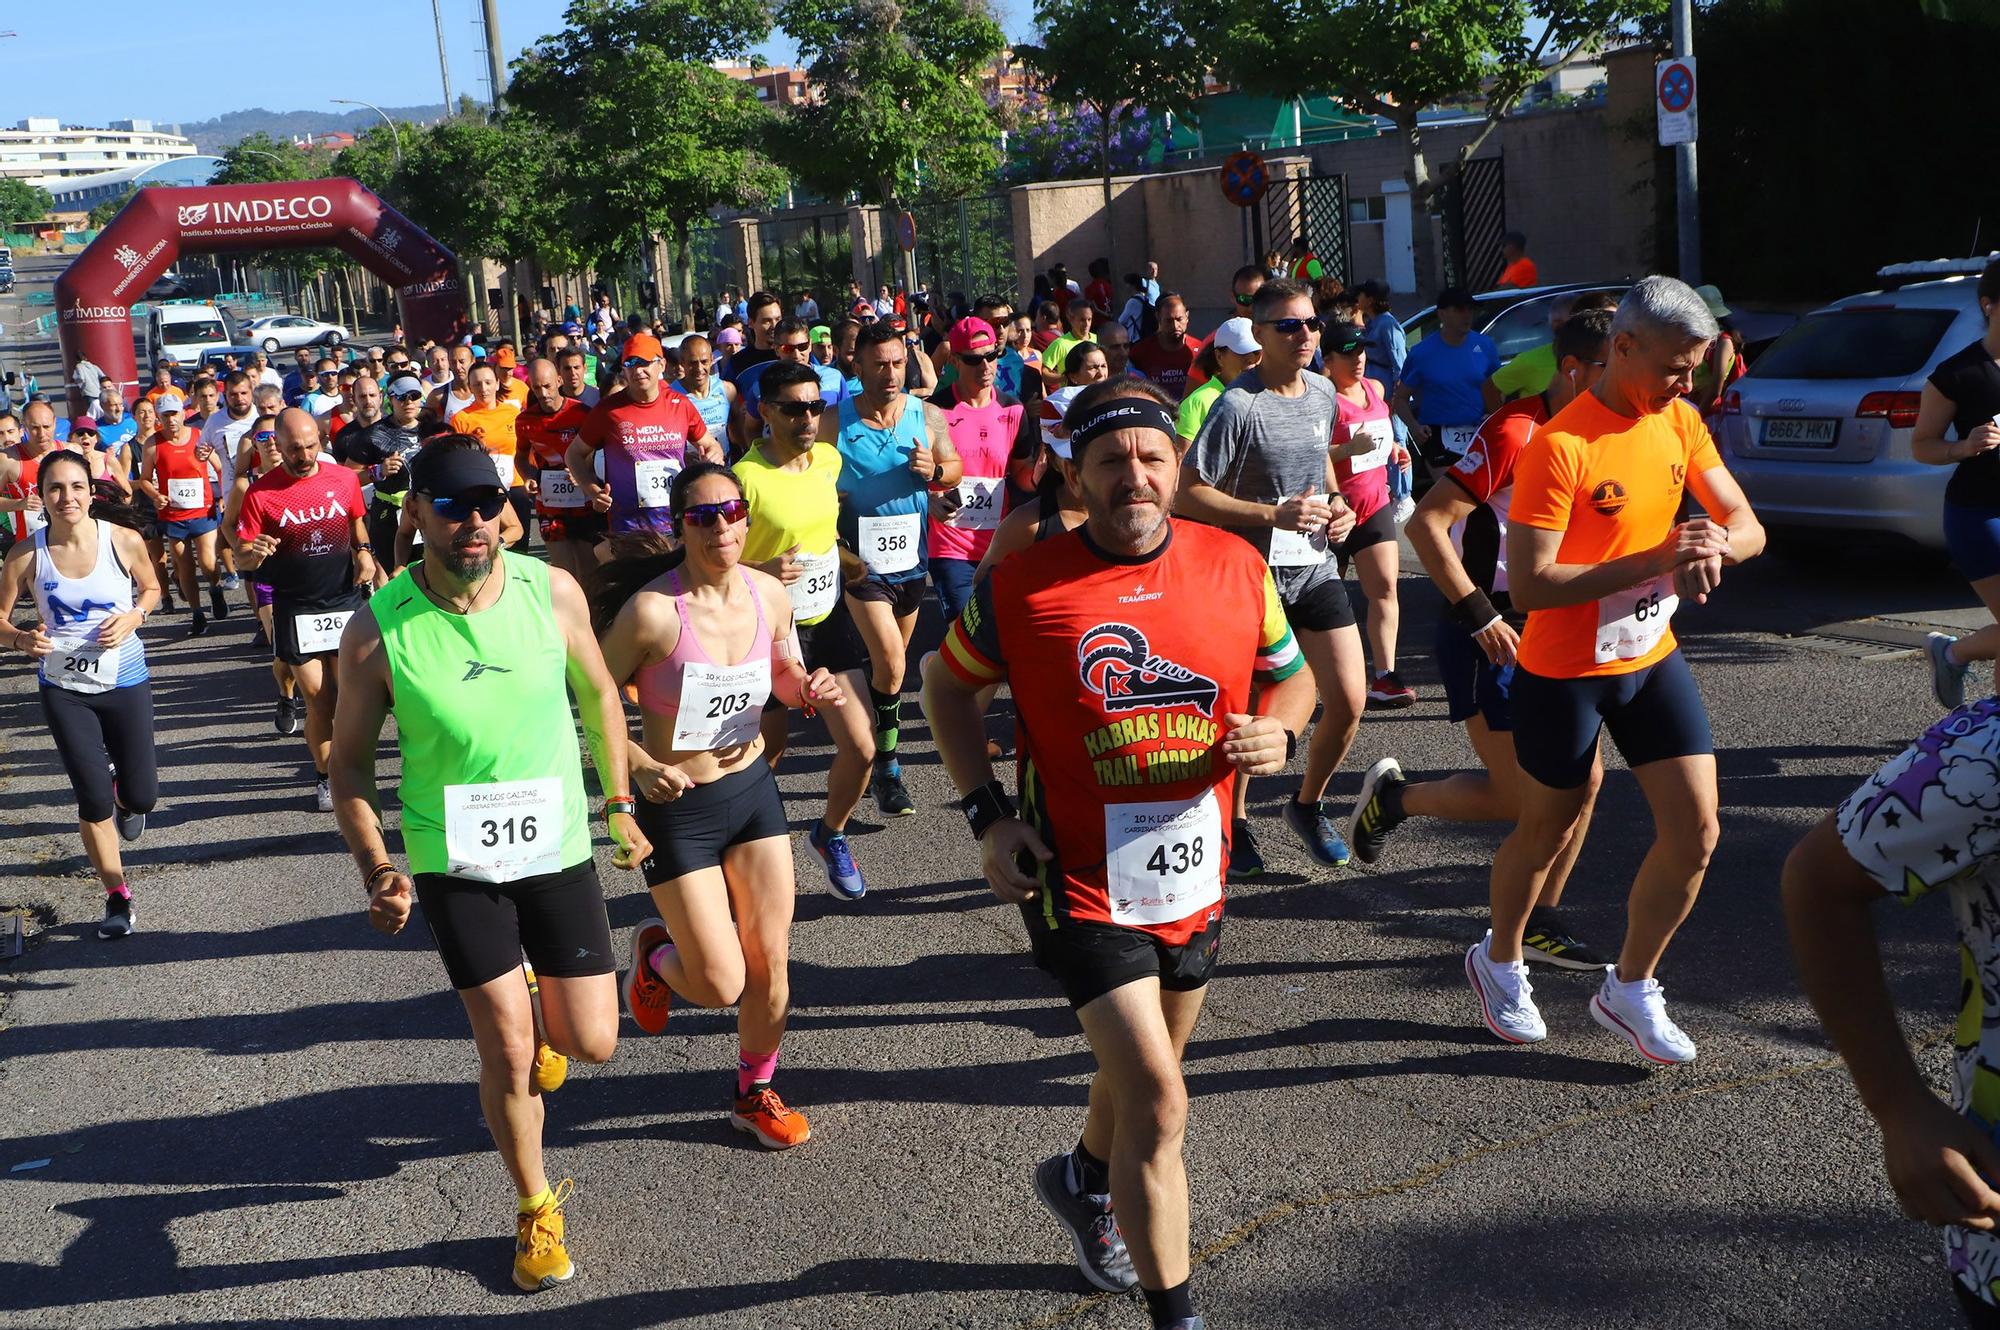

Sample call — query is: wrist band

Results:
[364,862,398,892]
[1448,588,1503,635]
[602,796,636,818]
[959,779,1016,841]
[1284,729,1299,763]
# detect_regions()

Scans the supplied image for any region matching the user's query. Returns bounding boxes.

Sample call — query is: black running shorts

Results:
[1509,649,1713,790]
[1022,908,1223,1010]
[635,759,791,884]
[413,859,615,991]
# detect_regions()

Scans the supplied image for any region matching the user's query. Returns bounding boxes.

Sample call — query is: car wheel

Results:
[262,337,281,353]
[324,331,344,346]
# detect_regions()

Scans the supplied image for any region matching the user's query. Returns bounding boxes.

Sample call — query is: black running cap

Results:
[409,442,506,499]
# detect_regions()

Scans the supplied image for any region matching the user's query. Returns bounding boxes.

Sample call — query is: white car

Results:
[239,315,350,353]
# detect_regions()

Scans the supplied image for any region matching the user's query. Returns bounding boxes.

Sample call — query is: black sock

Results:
[1070,1139,1110,1197]
[1142,1280,1196,1326]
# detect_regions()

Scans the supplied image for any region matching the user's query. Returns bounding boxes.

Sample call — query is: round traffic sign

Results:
[1218,151,1269,209]
[896,211,917,253]
[1658,61,1695,113]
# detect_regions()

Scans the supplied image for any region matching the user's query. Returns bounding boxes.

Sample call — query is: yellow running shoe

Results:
[533,1042,568,1093]
[512,1178,576,1292]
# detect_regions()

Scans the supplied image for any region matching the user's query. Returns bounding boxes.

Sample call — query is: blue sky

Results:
[2,0,1033,127]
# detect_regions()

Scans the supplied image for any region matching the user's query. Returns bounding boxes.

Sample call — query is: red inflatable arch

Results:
[56,178,466,416]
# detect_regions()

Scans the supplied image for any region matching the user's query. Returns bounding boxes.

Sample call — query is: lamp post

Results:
[331,98,403,167]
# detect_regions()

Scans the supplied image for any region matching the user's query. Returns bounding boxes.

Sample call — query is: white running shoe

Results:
[1591,969,1697,1065]
[1465,931,1546,1044]
[315,778,334,813]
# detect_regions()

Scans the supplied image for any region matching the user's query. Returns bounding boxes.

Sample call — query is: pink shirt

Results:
[928,390,1026,563]
[1332,376,1394,523]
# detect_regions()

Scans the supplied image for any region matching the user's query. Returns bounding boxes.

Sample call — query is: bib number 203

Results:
[1145,835,1205,877]
[478,814,538,849]
[706,692,753,719]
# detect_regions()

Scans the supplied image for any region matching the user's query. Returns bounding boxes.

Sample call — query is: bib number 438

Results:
[1105,795,1223,928]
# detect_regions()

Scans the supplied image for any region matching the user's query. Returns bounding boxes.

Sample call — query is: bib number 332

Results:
[1596,576,1678,665]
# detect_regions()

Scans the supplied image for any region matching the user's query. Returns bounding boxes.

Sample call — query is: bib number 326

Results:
[444,778,563,883]
[1596,576,1679,665]
[1104,796,1224,928]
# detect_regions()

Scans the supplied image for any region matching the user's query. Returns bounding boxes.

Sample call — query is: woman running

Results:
[0,449,161,938]
[599,461,842,1151]
[1326,321,1414,708]
[220,415,302,734]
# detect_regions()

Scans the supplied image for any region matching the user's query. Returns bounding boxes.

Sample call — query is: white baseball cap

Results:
[155,392,185,414]
[1213,317,1259,355]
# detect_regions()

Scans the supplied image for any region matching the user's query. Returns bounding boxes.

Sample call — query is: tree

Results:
[0,177,53,235]
[775,0,1007,230]
[1016,0,1209,276]
[1198,0,1664,292]
[88,189,140,230]
[508,0,784,318]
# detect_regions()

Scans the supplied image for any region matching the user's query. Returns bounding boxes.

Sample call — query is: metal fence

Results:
[758,210,852,310]
[906,194,1018,307]
[1440,156,1507,293]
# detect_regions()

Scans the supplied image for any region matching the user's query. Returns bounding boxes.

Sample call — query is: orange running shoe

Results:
[622,917,672,1035]
[512,1178,575,1292]
[731,1085,812,1150]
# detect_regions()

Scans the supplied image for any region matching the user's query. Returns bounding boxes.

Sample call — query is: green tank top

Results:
[372,554,591,879]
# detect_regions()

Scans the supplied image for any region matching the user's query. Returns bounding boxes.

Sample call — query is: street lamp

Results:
[330,98,404,167]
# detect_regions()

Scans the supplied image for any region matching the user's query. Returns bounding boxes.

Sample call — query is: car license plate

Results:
[1760,417,1838,447]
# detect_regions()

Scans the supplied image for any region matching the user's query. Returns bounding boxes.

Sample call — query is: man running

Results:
[568,332,722,558]
[1464,276,1764,1061]
[516,358,602,594]
[1394,287,1499,466]
[1351,308,1616,970]
[1178,277,1365,875]
[668,334,734,442]
[819,320,962,818]
[329,435,647,1293]
[922,377,1306,1330]
[235,408,376,811]
[728,319,846,458]
[139,394,229,636]
[554,346,601,409]
[333,372,425,573]
[1129,294,1199,400]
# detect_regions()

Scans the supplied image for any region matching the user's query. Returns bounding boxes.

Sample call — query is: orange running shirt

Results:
[449,400,524,487]
[1508,393,1721,680]
[1497,256,1539,289]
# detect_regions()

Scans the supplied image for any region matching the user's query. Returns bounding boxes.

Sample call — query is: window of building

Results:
[1348,195,1387,225]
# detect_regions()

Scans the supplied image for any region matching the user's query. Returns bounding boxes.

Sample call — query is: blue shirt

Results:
[668,377,732,435]
[834,395,931,584]
[1402,331,1499,426]
[1361,312,1408,389]
[732,360,847,423]
[996,348,1026,398]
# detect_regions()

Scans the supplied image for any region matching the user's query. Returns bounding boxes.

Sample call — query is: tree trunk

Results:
[504,259,524,351]
[672,216,696,325]
[1100,106,1117,281]
[1395,107,1441,299]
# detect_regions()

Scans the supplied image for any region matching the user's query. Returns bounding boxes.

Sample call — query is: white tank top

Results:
[445,387,475,418]
[34,519,147,693]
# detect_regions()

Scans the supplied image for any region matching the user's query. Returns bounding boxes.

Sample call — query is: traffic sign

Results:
[1218,151,1269,208]
[1657,56,1697,146]
[895,211,917,253]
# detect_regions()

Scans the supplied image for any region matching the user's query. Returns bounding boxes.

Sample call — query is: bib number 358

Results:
[1104,796,1223,928]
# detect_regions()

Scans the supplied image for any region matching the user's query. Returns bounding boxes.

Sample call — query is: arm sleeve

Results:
[1506,431,1579,533]
[938,574,1006,686]
[1254,570,1304,683]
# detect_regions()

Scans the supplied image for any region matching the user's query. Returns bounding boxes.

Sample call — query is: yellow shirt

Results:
[736,440,844,624]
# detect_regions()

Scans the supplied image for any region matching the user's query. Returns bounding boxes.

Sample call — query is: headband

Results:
[1066,397,1179,458]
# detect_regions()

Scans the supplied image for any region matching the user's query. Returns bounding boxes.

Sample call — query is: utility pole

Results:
[1671,0,1701,284]
[430,0,453,110]
[481,0,508,108]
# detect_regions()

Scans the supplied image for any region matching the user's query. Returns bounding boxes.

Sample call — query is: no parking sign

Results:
[1657,56,1698,146]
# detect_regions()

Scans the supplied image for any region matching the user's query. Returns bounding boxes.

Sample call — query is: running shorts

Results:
[1944,502,2000,583]
[1023,908,1223,1010]
[252,580,274,609]
[1510,648,1712,790]
[635,759,791,884]
[1435,616,1513,732]
[1335,502,1397,558]
[164,514,220,541]
[846,573,927,616]
[413,859,615,991]
[1278,571,1356,634]
[272,587,366,666]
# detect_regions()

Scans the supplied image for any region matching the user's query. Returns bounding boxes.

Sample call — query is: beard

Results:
[440,538,494,581]
[1096,487,1168,547]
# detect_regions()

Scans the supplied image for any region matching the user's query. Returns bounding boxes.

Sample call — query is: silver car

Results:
[239,314,350,354]
[1716,278,1982,549]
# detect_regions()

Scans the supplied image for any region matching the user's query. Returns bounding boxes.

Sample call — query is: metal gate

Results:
[1439,156,1506,292]
[1256,174,1351,287]
[907,194,1018,307]
[758,210,853,309]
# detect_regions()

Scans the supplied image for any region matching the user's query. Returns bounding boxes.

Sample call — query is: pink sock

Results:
[737,1047,779,1096]
[106,883,130,900]
[646,941,675,978]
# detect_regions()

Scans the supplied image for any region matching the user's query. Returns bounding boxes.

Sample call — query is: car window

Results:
[1403,310,1439,347]
[1748,308,1960,380]
[164,319,229,344]
[1483,296,1557,359]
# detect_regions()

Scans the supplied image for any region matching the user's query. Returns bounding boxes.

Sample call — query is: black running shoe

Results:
[1032,1154,1137,1292]
[1227,818,1264,880]
[97,894,135,939]
[1522,907,1612,971]
[187,609,208,638]
[274,695,302,736]
[1347,757,1408,865]
[870,768,915,818]
[208,585,228,619]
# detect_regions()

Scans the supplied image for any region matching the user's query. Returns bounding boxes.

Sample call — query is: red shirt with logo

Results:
[519,398,594,519]
[237,462,364,606]
[1129,334,1201,400]
[1443,395,1549,597]
[579,389,709,535]
[150,428,213,521]
[6,446,42,540]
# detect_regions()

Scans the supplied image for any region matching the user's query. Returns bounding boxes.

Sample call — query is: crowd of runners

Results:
[10,255,2000,1329]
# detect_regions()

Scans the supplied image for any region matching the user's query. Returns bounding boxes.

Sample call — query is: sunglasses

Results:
[777,343,810,354]
[1260,316,1324,335]
[393,391,425,404]
[958,350,1000,364]
[1234,292,1257,306]
[427,491,509,523]
[768,399,825,418]
[679,498,749,527]
[253,429,277,443]
[621,356,657,369]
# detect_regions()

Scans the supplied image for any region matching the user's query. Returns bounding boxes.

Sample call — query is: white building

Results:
[0,119,198,188]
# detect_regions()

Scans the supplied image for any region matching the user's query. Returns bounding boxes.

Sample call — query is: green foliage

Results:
[87,189,139,230]
[1017,0,1209,131]
[774,0,1007,205]
[0,176,54,229]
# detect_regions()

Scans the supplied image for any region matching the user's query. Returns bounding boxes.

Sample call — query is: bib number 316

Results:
[444,778,563,883]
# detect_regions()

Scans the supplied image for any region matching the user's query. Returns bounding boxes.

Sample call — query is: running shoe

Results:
[187,609,208,638]
[220,573,242,592]
[870,767,915,818]
[314,777,333,812]
[1280,796,1350,868]
[1347,757,1408,865]
[622,917,673,1035]
[532,1042,569,1093]
[96,893,135,940]
[1591,970,1697,1065]
[730,1085,811,1150]
[808,821,867,900]
[1227,818,1264,880]
[274,695,302,736]
[1032,1153,1138,1292]
[208,585,229,619]
[1522,907,1611,971]
[110,772,144,843]
[1928,632,1969,711]
[1465,931,1546,1044]
[1366,670,1416,709]
[512,1179,575,1292]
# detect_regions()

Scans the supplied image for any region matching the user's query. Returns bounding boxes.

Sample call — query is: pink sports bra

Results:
[634,567,773,716]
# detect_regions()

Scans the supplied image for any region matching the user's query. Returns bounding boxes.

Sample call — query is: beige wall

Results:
[1009,172,1150,301]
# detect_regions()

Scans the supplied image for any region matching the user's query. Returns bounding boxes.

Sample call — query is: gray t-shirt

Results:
[1189,369,1340,597]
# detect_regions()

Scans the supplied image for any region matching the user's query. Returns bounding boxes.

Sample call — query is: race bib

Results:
[22,504,46,534]
[294,608,355,656]
[1440,424,1481,455]
[788,546,840,623]
[1267,501,1332,567]
[857,513,920,576]
[1595,576,1678,665]
[540,467,585,508]
[490,452,515,488]
[951,477,1003,531]
[48,637,122,694]
[1104,795,1224,928]
[634,456,679,509]
[444,778,564,883]
[671,659,769,751]
[1348,418,1394,473]
[166,477,203,510]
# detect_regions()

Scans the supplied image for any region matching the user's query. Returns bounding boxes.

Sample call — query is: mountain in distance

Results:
[174,105,451,154]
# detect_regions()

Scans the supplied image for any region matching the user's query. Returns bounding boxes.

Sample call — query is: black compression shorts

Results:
[413,859,615,991]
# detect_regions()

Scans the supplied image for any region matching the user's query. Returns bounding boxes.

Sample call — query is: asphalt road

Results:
[0,528,1984,1330]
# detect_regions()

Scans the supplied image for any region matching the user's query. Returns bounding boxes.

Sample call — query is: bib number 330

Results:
[1596,576,1678,665]
[1104,795,1223,928]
